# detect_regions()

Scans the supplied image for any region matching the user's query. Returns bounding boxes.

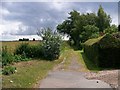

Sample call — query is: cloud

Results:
[0,2,118,37]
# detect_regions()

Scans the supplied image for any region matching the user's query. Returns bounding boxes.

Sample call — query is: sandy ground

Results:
[85,70,119,89]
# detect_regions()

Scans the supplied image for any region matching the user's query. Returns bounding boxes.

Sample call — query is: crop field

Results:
[1,41,40,53]
[1,41,70,88]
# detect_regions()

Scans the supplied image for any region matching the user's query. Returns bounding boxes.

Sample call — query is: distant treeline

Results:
[19,38,35,41]
[118,25,120,31]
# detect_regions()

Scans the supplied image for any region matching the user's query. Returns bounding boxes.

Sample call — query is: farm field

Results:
[1,41,40,53]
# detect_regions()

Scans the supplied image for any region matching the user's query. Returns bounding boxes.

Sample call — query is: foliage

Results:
[104,24,118,34]
[13,55,30,62]
[81,25,99,42]
[15,43,29,57]
[2,45,31,67]
[83,33,120,68]
[15,28,62,60]
[2,66,16,75]
[2,46,14,66]
[37,28,62,60]
[15,43,43,58]
[57,5,111,49]
[97,5,111,32]
[118,25,120,32]
[112,32,120,39]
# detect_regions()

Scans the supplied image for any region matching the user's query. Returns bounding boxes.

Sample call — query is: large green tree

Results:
[81,25,99,42]
[57,10,98,49]
[57,10,81,48]
[104,24,118,34]
[57,5,112,49]
[97,5,111,32]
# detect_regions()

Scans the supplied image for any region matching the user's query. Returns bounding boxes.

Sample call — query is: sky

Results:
[0,1,119,41]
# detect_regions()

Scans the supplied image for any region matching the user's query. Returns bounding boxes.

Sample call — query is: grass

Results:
[2,59,63,88]
[2,40,102,88]
[1,41,40,53]
[62,49,73,70]
[1,41,67,88]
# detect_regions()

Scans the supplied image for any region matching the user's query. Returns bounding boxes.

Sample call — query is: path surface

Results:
[39,49,112,89]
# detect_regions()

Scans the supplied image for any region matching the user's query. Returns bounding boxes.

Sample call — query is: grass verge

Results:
[2,58,63,88]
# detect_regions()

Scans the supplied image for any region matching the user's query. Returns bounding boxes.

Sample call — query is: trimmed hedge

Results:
[83,33,120,68]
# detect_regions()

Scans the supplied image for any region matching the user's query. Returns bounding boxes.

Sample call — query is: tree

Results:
[57,10,98,49]
[57,10,81,48]
[81,25,99,42]
[57,6,112,49]
[97,5,111,32]
[118,25,120,31]
[104,24,118,34]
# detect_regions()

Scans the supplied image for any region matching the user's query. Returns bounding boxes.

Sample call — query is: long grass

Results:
[1,41,40,53]
[2,41,67,88]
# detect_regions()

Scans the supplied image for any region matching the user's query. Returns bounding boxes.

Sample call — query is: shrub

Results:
[15,28,62,60]
[83,33,120,68]
[37,28,62,60]
[2,66,16,75]
[2,45,30,66]
[13,55,30,62]
[15,43,29,56]
[2,46,14,66]
[15,43,43,58]
[27,44,43,58]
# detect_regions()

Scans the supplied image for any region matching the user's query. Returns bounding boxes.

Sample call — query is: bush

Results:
[37,28,62,60]
[13,55,30,62]
[83,33,120,68]
[15,43,43,58]
[2,46,30,66]
[15,43,29,56]
[2,46,14,66]
[15,28,62,60]
[2,66,16,75]
[27,44,43,58]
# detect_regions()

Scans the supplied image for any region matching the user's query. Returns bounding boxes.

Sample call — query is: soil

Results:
[85,70,119,88]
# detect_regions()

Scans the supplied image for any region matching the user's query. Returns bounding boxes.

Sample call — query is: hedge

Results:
[83,33,120,68]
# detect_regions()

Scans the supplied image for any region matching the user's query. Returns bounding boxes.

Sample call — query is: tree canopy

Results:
[57,5,117,49]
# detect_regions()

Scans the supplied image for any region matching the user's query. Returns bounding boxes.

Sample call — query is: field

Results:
[1,41,40,53]
[1,41,72,88]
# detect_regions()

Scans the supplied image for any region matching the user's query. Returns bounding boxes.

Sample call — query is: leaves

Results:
[37,28,62,60]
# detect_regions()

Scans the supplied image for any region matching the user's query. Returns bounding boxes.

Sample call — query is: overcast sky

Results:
[0,1,119,40]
